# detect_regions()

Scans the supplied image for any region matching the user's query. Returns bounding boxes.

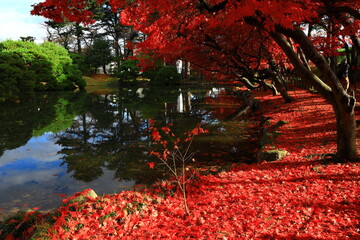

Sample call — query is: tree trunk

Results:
[296,46,311,72]
[114,31,123,69]
[271,29,358,162]
[264,68,293,103]
[333,100,357,161]
[75,23,82,54]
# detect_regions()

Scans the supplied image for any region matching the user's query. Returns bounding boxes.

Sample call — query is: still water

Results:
[0,86,260,214]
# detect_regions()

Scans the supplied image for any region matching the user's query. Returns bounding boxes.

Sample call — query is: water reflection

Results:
[0,86,259,213]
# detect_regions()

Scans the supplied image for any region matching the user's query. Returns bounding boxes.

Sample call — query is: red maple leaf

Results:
[151,129,161,141]
[147,162,155,169]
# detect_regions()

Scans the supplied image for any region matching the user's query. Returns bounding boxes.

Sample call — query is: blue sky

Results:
[0,0,47,43]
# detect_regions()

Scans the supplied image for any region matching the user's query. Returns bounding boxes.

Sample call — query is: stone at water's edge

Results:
[257,149,288,162]
[65,189,98,205]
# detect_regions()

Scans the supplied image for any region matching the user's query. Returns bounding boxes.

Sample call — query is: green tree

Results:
[20,36,35,42]
[44,20,86,53]
[92,2,142,63]
[85,38,113,74]
[69,53,91,75]
[116,59,140,82]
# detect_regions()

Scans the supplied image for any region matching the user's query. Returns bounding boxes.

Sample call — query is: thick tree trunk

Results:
[333,100,357,161]
[271,29,358,162]
[290,29,358,161]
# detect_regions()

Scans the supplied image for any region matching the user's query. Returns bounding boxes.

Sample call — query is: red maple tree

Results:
[31,0,360,162]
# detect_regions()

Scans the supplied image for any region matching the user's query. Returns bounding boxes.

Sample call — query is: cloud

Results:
[0,166,63,189]
[0,1,47,43]
[0,137,62,168]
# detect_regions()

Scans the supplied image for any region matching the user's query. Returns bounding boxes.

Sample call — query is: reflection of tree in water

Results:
[54,86,206,184]
[56,113,105,182]
[55,86,257,184]
[0,92,86,157]
[0,86,257,187]
[54,93,154,183]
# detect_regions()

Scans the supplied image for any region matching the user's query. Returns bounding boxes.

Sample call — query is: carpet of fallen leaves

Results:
[23,89,360,239]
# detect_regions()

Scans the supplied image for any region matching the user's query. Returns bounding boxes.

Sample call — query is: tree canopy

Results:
[85,38,113,73]
[31,0,360,161]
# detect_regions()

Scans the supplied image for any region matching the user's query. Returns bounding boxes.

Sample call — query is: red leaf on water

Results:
[161,126,171,134]
[55,193,67,198]
[151,129,161,141]
[147,162,155,169]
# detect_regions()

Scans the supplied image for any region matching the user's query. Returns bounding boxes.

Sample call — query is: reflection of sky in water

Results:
[0,133,135,213]
[0,133,62,168]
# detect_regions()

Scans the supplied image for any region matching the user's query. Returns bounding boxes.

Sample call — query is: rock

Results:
[257,149,288,162]
[65,189,98,205]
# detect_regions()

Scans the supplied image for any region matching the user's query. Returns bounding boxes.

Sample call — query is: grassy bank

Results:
[84,74,119,95]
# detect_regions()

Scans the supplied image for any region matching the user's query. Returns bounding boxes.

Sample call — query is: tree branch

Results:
[269,31,333,102]
[324,6,360,20]
[197,0,228,13]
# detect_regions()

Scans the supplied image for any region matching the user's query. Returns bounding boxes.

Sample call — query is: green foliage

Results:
[85,38,113,72]
[116,59,140,81]
[70,53,91,75]
[0,52,35,101]
[152,66,181,85]
[63,64,86,90]
[0,40,84,101]
[0,43,6,51]
[141,68,158,81]
[0,92,88,156]
[33,98,78,136]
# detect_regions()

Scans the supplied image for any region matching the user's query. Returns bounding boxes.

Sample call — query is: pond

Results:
[0,85,260,215]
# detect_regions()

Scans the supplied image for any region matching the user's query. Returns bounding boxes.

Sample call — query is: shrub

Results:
[69,53,91,76]
[116,59,140,81]
[0,40,84,99]
[63,63,86,90]
[141,68,158,81]
[152,66,181,85]
[0,43,6,51]
[0,210,52,240]
[0,52,35,101]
